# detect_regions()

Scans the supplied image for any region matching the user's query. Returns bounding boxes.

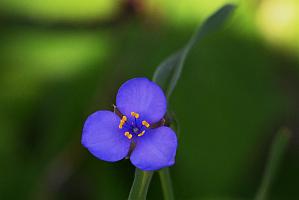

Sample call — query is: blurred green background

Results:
[1,0,299,199]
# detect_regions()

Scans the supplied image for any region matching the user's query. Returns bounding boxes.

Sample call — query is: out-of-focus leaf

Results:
[255,128,291,200]
[152,4,236,98]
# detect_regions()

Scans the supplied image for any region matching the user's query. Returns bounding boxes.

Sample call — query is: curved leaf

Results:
[153,4,236,98]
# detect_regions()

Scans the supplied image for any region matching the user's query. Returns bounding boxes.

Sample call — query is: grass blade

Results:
[255,128,291,200]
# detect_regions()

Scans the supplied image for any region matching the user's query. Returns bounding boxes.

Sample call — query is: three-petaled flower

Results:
[82,77,178,171]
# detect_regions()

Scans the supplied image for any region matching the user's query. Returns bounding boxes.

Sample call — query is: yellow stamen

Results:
[118,115,127,129]
[138,130,145,137]
[142,120,150,128]
[131,112,139,119]
[118,121,124,129]
[124,131,132,139]
[122,116,127,121]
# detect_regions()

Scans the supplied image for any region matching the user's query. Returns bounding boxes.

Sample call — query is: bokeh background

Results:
[1,0,299,199]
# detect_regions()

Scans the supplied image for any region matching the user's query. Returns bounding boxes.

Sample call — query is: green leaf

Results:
[153,4,236,98]
[128,168,153,200]
[255,128,291,200]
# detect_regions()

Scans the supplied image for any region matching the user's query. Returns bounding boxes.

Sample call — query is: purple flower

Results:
[82,77,178,171]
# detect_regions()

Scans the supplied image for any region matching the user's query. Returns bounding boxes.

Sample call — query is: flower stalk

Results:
[128,169,154,200]
[159,168,175,200]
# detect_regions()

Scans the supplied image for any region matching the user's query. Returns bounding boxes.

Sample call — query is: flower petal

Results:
[82,110,131,162]
[130,126,177,171]
[116,78,167,123]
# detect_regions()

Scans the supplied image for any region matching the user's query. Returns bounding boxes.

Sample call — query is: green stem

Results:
[128,168,153,200]
[255,128,291,200]
[159,168,175,200]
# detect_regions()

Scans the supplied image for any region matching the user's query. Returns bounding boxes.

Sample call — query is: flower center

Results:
[133,127,139,133]
[118,111,150,140]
